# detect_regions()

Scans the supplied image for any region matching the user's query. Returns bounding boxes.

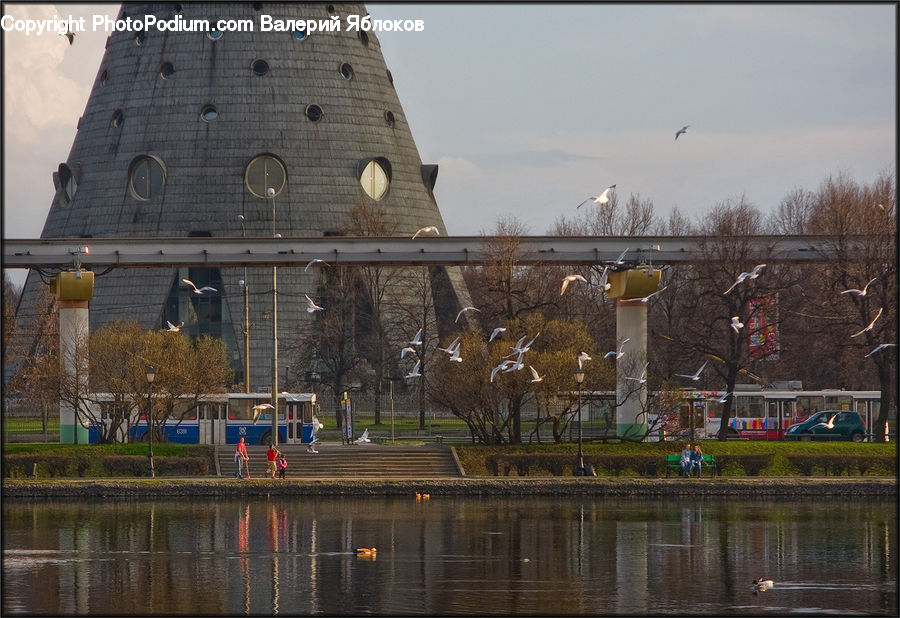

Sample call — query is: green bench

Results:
[665,454,717,477]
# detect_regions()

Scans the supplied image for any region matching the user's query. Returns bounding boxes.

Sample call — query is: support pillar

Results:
[616,300,648,439]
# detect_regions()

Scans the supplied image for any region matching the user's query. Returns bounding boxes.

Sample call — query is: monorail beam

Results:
[1,235,869,269]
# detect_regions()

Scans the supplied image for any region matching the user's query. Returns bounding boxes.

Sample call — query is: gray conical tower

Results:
[17,2,470,389]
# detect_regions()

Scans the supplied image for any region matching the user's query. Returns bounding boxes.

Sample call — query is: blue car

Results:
[784,410,867,442]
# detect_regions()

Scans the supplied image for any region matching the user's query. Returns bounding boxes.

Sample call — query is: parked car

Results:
[784,410,867,442]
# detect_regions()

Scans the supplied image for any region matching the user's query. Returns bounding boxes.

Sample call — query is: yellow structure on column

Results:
[607,268,662,440]
[50,271,94,443]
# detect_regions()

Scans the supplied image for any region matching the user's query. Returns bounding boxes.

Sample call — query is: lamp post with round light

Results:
[267,186,280,446]
[574,367,585,476]
[146,365,156,477]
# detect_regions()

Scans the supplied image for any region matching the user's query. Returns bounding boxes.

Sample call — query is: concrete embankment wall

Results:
[2,478,895,499]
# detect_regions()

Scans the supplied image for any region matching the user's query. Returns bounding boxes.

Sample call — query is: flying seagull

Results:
[850,307,883,338]
[60,29,75,45]
[488,327,507,342]
[164,320,184,332]
[841,277,877,297]
[409,328,423,346]
[528,365,544,383]
[412,226,439,239]
[438,337,461,355]
[400,346,416,359]
[560,274,588,295]
[448,346,463,363]
[730,316,744,333]
[353,428,371,444]
[455,306,481,323]
[625,362,649,384]
[251,403,274,425]
[577,184,616,209]
[864,343,897,358]
[305,294,325,313]
[490,360,515,383]
[609,248,629,266]
[604,338,630,360]
[182,278,217,294]
[577,351,592,370]
[405,360,422,379]
[676,360,708,381]
[304,258,329,272]
[638,285,668,303]
[714,392,732,404]
[723,264,767,295]
[675,125,690,140]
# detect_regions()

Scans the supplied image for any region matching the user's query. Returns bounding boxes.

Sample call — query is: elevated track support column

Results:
[50,270,94,443]
[608,268,662,440]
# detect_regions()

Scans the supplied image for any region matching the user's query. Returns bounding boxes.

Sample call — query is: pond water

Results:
[2,496,896,615]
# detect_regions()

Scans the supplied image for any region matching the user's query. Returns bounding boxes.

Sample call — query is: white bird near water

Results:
[865,343,897,358]
[841,277,877,297]
[528,365,544,383]
[577,351,592,370]
[730,316,744,333]
[455,306,480,323]
[560,274,588,295]
[489,327,507,342]
[676,360,708,381]
[165,321,184,332]
[182,278,217,295]
[604,338,630,360]
[353,428,371,444]
[412,226,439,239]
[305,294,325,313]
[850,307,883,338]
[723,264,767,295]
[405,360,422,379]
[304,258,329,272]
[577,184,616,209]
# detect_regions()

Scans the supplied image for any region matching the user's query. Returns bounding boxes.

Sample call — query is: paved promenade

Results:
[3,477,895,499]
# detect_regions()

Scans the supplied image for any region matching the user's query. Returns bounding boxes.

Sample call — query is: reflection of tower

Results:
[15,1,470,389]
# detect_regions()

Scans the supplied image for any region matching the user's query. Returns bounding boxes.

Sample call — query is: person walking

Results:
[266,443,279,478]
[277,453,288,479]
[235,437,249,478]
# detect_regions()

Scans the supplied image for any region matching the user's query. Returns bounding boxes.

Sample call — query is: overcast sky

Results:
[2,3,896,288]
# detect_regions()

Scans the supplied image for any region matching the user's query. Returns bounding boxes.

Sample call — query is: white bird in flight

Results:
[488,327,507,342]
[730,316,744,333]
[491,360,515,382]
[864,343,897,358]
[577,351,592,370]
[405,360,422,379]
[610,248,629,266]
[723,264,766,294]
[675,125,690,140]
[528,365,544,383]
[182,278,217,295]
[455,306,481,322]
[841,277,877,297]
[400,346,416,359]
[165,320,183,332]
[409,328,423,346]
[625,362,649,384]
[637,285,668,303]
[714,392,732,404]
[305,294,325,313]
[304,258,329,272]
[676,360,708,381]
[577,184,616,209]
[412,226,439,239]
[850,307,883,338]
[353,428,371,444]
[560,274,588,295]
[448,346,463,363]
[604,338,630,359]
[438,337,461,355]
[251,403,274,425]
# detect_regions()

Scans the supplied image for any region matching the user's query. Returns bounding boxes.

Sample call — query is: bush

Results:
[714,454,774,476]
[3,453,211,478]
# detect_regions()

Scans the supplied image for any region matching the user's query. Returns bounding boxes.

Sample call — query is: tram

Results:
[87,392,320,445]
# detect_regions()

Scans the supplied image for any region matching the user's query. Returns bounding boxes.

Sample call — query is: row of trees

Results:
[4,170,896,443]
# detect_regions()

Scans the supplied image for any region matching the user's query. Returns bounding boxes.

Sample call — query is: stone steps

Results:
[217,443,463,478]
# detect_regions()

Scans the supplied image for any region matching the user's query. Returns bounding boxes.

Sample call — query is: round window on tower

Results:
[245,154,287,198]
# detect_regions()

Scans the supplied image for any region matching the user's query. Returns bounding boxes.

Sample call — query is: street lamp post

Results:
[237,214,250,393]
[146,365,156,477]
[574,367,585,476]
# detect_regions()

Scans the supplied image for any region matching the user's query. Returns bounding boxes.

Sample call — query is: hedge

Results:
[3,454,210,478]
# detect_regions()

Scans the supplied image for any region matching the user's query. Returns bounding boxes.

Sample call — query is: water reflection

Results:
[2,497,896,615]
